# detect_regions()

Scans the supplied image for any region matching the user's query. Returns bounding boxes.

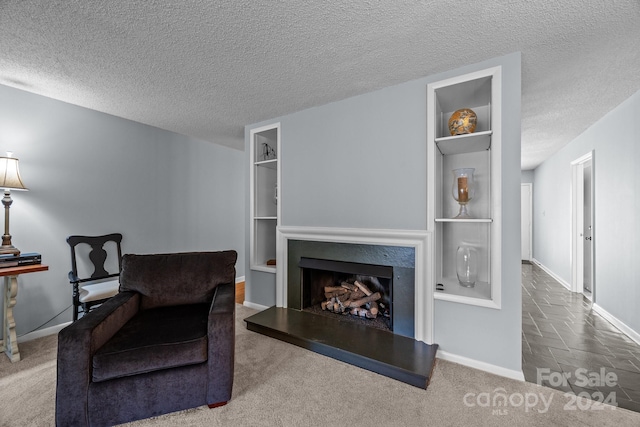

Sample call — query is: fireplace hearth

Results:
[245,307,438,388]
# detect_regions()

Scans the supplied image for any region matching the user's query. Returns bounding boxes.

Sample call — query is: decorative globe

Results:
[448,108,477,135]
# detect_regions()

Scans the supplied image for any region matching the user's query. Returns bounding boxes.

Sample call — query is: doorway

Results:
[571,152,594,300]
[521,183,532,262]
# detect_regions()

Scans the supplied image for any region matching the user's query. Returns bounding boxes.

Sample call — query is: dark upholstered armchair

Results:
[55,250,237,427]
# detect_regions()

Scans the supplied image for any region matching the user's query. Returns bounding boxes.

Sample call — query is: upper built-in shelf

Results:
[434,74,493,144]
[255,159,277,168]
[435,130,492,155]
[435,218,493,223]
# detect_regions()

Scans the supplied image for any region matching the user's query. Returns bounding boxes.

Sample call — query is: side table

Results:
[1,264,49,362]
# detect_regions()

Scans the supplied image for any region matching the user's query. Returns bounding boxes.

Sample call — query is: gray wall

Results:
[0,84,245,338]
[533,89,640,336]
[245,52,522,372]
[521,170,534,183]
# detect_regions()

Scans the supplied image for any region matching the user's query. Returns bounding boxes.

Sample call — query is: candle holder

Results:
[451,168,475,219]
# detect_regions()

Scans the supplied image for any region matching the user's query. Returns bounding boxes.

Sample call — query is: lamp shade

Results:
[0,156,28,191]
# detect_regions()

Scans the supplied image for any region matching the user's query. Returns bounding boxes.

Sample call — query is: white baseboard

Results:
[236,277,268,311]
[531,258,572,291]
[18,321,71,343]
[592,303,640,346]
[437,350,525,382]
[243,301,269,311]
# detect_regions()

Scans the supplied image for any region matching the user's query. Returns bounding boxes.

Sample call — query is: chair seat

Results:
[79,279,119,303]
[92,303,210,383]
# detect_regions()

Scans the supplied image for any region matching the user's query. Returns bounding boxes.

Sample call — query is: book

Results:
[0,260,18,268]
[0,252,42,268]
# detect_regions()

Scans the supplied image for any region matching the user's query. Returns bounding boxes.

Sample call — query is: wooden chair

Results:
[67,233,123,321]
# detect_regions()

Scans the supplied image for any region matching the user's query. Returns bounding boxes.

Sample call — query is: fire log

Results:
[354,280,372,296]
[369,301,379,316]
[350,289,366,300]
[325,289,348,299]
[335,293,351,303]
[341,282,357,291]
[347,292,381,308]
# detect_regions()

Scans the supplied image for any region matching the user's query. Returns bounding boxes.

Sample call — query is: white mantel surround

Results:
[276,226,433,345]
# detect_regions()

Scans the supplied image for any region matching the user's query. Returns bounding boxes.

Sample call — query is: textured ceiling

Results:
[1,1,639,169]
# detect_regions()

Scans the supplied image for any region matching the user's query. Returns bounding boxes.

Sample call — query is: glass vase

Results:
[456,244,478,287]
[451,168,476,219]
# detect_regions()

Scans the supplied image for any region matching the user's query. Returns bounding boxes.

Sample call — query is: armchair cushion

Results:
[120,251,237,310]
[92,303,210,383]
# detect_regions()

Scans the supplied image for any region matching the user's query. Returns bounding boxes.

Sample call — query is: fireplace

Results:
[299,257,393,332]
[286,238,418,338]
[244,226,437,388]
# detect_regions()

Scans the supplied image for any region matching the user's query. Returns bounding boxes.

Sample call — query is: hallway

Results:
[522,262,640,412]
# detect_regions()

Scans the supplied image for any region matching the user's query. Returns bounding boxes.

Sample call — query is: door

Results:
[521,183,532,262]
[571,151,595,299]
[583,161,593,297]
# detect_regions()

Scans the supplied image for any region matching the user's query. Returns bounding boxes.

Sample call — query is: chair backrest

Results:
[120,250,237,310]
[67,233,123,282]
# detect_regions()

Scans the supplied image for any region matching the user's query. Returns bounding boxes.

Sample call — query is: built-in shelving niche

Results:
[250,124,280,273]
[427,67,502,309]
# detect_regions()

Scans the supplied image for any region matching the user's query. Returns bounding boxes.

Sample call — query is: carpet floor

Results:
[1,305,640,426]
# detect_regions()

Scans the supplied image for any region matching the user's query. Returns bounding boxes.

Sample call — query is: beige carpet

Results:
[2,305,639,426]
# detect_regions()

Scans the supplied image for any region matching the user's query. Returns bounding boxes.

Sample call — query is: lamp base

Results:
[0,245,20,256]
[2,190,20,256]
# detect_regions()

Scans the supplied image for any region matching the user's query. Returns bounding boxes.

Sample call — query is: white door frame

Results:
[570,151,594,295]
[521,183,533,262]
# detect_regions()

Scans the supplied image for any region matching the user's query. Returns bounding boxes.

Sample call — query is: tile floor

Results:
[522,262,640,412]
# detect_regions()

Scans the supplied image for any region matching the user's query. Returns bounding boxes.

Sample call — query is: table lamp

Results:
[0,153,27,255]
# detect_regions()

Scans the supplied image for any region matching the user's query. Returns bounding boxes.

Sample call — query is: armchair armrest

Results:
[56,291,140,426]
[206,282,235,406]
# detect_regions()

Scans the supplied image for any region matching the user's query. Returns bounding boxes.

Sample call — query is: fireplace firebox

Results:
[299,257,393,331]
